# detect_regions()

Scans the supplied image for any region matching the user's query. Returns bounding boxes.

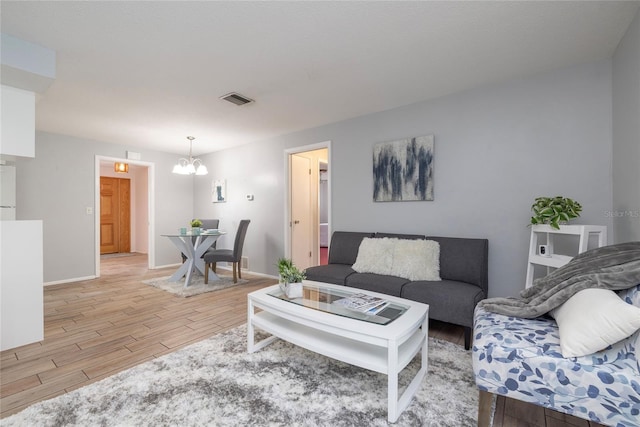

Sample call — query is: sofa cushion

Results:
[304,264,355,286]
[402,280,484,328]
[345,273,410,297]
[550,288,640,358]
[391,238,440,281]
[327,232,375,265]
[352,237,395,275]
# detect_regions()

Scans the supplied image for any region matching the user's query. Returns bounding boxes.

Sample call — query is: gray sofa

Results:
[304,231,489,349]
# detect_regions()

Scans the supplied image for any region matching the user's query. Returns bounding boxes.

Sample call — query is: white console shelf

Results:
[525,224,607,288]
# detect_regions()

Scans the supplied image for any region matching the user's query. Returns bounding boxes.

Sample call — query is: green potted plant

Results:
[277,257,306,298]
[190,219,203,235]
[530,196,582,230]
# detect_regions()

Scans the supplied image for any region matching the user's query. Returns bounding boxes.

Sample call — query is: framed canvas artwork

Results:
[373,135,434,202]
[212,179,226,203]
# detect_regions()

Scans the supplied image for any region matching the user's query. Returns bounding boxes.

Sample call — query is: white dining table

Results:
[162,230,226,287]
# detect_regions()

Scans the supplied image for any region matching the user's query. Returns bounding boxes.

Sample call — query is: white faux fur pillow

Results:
[351,237,394,275]
[391,239,441,281]
[550,288,640,358]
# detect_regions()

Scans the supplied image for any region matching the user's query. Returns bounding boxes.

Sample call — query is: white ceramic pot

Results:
[280,282,303,298]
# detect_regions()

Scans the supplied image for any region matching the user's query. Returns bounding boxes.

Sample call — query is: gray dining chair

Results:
[204,219,250,283]
[181,219,219,262]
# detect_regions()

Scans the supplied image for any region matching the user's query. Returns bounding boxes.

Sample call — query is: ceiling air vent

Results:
[220,92,254,106]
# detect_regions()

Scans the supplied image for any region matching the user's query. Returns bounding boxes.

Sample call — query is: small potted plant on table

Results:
[277,258,306,298]
[190,219,203,235]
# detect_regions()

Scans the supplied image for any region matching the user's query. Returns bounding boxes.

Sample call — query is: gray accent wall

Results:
[193,137,288,275]
[612,9,640,243]
[19,58,623,297]
[197,60,614,298]
[16,132,194,282]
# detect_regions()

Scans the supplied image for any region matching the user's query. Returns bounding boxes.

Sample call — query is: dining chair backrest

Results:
[232,220,251,259]
[199,219,219,230]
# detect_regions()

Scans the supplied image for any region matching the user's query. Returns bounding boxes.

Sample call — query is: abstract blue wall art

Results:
[373,135,434,202]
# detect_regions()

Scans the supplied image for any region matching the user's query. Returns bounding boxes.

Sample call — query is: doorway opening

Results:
[95,156,155,277]
[319,160,329,265]
[284,142,331,270]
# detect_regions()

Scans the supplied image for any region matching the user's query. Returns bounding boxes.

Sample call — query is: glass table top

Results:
[162,230,225,237]
[268,283,408,325]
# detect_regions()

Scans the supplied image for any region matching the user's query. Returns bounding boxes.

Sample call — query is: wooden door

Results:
[100,177,131,254]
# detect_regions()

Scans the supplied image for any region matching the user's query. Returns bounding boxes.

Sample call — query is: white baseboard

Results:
[44,275,97,287]
[152,263,182,269]
[42,266,277,287]
[216,264,278,280]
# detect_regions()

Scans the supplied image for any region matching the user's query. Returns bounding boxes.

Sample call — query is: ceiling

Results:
[2,1,638,156]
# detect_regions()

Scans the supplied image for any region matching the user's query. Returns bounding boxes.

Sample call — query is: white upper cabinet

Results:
[1,85,35,158]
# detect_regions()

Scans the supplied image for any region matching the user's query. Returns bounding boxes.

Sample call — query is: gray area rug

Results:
[142,274,247,297]
[3,325,478,426]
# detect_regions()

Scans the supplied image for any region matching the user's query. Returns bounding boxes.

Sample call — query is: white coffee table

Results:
[247,280,429,423]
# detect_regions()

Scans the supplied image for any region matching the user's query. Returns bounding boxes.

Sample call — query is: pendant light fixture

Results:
[172,136,208,175]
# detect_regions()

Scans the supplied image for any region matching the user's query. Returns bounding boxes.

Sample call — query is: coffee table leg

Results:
[246,299,278,353]
[247,298,255,352]
[388,315,429,423]
[387,341,399,422]
[422,316,429,373]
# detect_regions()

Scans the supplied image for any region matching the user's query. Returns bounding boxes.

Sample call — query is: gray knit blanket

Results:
[479,241,640,318]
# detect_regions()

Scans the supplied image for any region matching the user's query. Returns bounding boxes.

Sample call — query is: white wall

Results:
[19,59,620,295]
[197,60,614,298]
[194,138,286,275]
[133,166,149,253]
[612,9,640,243]
[16,132,194,282]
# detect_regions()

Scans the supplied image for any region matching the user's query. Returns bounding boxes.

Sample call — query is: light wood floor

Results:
[0,254,605,426]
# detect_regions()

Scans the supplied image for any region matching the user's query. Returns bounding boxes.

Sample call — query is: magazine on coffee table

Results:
[333,293,389,314]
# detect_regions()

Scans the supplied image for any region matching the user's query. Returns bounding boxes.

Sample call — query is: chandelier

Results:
[172,136,208,175]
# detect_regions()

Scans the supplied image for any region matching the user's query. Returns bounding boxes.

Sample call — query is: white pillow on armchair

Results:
[550,288,640,358]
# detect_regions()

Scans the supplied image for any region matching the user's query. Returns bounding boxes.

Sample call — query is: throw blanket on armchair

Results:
[480,241,640,318]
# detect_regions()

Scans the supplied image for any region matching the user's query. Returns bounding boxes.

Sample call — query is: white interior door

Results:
[290,154,312,269]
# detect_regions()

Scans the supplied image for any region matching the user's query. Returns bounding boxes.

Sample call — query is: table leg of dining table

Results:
[164,234,223,287]
[166,236,193,282]
[183,235,203,287]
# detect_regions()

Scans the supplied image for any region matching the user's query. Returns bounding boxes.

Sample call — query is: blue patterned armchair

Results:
[472,284,640,427]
